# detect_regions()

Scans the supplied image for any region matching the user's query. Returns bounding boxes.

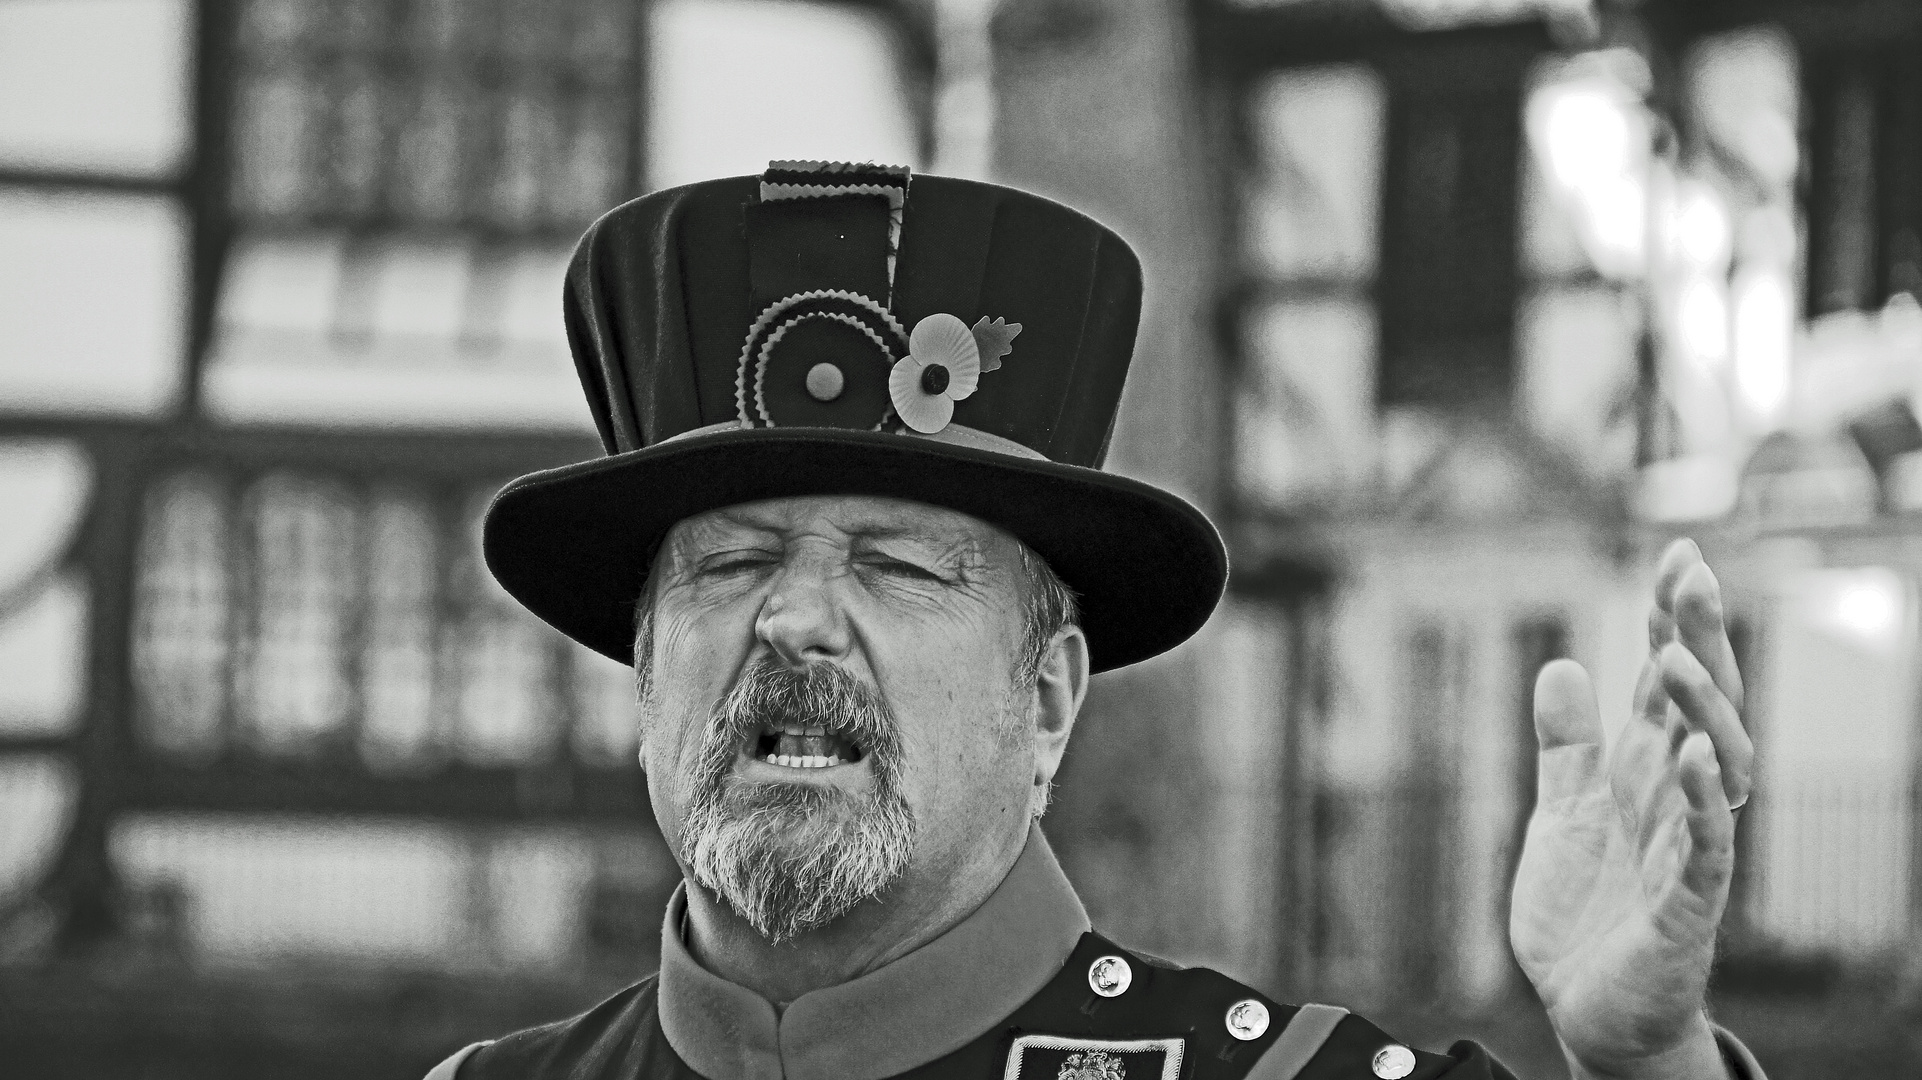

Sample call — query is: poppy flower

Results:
[889,313,982,433]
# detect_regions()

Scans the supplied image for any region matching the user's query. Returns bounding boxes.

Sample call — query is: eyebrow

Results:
[673,517,997,570]
[691,511,970,545]
[846,524,956,545]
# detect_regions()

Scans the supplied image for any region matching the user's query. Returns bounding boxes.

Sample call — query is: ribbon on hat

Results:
[735,162,1020,435]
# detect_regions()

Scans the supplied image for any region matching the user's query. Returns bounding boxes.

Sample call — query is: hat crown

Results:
[562,165,1144,469]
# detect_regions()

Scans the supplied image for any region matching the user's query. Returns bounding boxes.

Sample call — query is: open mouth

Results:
[750,720,865,770]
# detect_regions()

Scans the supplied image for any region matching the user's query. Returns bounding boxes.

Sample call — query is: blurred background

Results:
[0,0,1918,1076]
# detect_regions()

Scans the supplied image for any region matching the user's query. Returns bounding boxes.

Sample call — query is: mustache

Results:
[703,658,904,774]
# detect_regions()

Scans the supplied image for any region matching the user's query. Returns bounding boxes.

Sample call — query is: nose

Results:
[755,554,852,668]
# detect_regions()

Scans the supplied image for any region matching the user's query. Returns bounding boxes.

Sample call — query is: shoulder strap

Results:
[422,1041,491,1080]
[1242,1005,1349,1080]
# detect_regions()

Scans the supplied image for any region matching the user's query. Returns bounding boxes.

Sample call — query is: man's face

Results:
[638,494,1045,942]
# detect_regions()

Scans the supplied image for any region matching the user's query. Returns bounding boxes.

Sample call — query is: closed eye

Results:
[859,556,944,583]
[699,552,779,576]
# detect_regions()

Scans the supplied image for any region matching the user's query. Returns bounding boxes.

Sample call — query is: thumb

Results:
[1534,658,1606,806]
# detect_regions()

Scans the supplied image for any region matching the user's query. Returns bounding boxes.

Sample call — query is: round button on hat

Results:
[804,361,845,402]
[1087,955,1132,997]
[1372,1044,1417,1079]
[1224,999,1270,1041]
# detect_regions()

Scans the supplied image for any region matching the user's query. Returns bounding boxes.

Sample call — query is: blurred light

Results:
[1733,269,1793,423]
[1527,61,1651,280]
[1670,182,1732,269]
[1676,277,1729,369]
[1374,0,1593,31]
[1542,90,1633,185]
[1832,574,1903,644]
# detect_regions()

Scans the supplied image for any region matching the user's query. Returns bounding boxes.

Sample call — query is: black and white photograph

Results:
[0,1,1917,1077]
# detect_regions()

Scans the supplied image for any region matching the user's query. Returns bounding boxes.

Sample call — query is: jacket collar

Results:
[657,824,1090,1080]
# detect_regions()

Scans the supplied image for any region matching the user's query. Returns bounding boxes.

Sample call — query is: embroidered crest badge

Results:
[1001,1035,1184,1080]
[1056,1049,1126,1080]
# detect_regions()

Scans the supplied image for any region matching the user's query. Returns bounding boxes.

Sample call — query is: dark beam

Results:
[120,758,653,824]
[0,734,77,755]
[0,168,179,195]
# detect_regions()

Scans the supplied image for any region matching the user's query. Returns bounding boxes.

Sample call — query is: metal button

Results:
[1224,999,1269,1041]
[1372,1044,1416,1079]
[805,362,845,402]
[1086,955,1132,997]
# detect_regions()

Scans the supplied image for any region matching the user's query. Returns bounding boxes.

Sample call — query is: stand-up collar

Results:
[657,825,1090,1080]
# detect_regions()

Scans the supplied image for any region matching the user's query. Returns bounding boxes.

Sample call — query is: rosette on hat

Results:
[890,313,982,433]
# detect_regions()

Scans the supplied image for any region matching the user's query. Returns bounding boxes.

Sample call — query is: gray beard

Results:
[673,660,917,944]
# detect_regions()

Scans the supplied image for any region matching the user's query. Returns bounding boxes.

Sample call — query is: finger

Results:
[1632,651,1668,729]
[1672,560,1745,713]
[1654,537,1702,612]
[1533,658,1606,804]
[1648,605,1677,653]
[1676,732,1736,905]
[1663,693,1689,756]
[1660,642,1754,807]
[1648,538,1702,648]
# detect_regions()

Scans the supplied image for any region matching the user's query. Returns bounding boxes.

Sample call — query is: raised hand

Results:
[1509,538,1755,1080]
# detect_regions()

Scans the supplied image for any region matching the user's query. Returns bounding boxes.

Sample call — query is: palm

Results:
[1511,705,1724,1061]
[1508,542,1751,1078]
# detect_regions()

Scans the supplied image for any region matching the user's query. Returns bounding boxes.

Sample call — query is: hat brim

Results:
[482,427,1226,673]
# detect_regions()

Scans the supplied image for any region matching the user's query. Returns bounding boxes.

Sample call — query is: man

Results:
[440,163,1764,1079]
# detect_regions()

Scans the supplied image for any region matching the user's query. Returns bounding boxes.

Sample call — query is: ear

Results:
[1030,624,1090,791]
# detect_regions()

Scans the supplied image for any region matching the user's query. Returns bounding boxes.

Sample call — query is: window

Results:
[0,0,193,416]
[1231,65,1386,512]
[1222,30,1543,517]
[208,0,647,429]
[206,0,927,430]
[1516,52,1646,479]
[133,467,637,772]
[230,0,639,235]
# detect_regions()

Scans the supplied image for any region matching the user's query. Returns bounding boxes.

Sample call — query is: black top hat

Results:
[483,163,1225,673]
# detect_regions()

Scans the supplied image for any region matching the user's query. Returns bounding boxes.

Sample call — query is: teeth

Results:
[760,753,848,769]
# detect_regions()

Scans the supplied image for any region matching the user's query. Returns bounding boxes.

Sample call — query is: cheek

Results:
[640,612,744,785]
[888,651,1029,804]
[649,606,748,714]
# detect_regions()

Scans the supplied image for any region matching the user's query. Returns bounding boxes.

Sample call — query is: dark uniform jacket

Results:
[425,828,1766,1080]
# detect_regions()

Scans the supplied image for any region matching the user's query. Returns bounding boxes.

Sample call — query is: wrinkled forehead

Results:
[663,494,1020,559]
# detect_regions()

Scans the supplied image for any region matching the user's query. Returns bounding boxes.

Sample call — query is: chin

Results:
[681,773,917,943]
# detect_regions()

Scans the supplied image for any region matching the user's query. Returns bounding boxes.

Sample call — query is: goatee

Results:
[674,658,916,943]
